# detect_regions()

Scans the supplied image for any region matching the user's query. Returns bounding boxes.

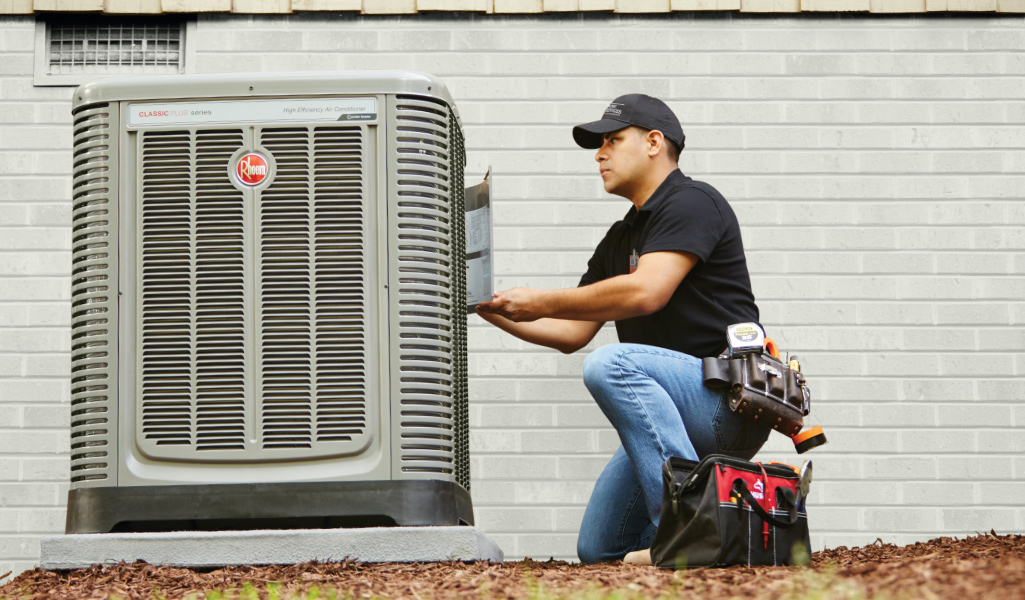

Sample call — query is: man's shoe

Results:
[623,548,652,566]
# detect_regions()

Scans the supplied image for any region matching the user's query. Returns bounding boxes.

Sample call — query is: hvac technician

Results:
[475,94,770,565]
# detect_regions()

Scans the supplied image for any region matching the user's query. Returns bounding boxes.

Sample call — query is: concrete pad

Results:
[40,526,504,570]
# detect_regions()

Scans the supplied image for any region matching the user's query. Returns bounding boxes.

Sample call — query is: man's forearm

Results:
[477,312,596,354]
[541,274,657,322]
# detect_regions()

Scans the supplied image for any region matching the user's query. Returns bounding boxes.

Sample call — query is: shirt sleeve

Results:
[640,189,725,263]
[578,233,610,287]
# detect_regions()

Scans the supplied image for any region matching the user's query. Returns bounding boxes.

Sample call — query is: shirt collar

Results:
[622,170,687,226]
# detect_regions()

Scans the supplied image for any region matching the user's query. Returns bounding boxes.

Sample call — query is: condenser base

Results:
[40,526,504,570]
[65,480,473,534]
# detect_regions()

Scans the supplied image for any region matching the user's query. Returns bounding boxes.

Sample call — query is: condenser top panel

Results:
[72,70,459,122]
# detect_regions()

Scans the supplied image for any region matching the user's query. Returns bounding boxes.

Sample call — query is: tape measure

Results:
[726,322,765,356]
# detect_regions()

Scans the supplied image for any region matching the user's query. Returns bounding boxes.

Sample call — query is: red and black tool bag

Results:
[651,454,810,569]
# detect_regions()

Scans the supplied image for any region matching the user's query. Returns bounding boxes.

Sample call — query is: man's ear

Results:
[646,130,665,158]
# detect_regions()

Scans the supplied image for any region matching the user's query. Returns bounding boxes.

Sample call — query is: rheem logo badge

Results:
[235,153,269,186]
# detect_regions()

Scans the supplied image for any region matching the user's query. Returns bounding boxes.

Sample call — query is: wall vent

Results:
[35,17,193,87]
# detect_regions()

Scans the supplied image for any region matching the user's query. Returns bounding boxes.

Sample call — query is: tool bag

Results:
[651,454,810,569]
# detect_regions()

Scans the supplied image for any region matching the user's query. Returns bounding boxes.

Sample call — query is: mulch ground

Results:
[2,532,1023,600]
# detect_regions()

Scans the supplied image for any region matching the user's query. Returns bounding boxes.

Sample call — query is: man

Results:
[475,94,770,565]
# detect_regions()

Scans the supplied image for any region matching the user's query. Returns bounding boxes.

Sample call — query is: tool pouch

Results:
[703,354,810,436]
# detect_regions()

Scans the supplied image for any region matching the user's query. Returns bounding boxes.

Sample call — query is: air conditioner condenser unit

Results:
[67,71,475,534]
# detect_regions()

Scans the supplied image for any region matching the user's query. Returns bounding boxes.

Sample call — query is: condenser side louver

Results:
[65,71,473,534]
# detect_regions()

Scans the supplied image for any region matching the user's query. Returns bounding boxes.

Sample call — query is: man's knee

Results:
[576,535,604,565]
[582,343,624,392]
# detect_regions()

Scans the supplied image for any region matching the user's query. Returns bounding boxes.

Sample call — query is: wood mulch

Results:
[2,532,1022,600]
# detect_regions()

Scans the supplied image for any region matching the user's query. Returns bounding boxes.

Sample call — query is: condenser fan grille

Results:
[139,129,247,451]
[70,102,117,484]
[258,127,368,449]
[136,125,370,460]
[391,95,469,491]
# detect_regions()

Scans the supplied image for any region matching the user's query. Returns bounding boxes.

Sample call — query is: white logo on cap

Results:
[604,102,623,116]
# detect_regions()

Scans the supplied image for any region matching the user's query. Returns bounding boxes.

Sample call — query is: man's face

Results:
[595,127,650,198]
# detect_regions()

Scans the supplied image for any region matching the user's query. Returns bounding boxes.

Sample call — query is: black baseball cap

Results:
[573,94,686,150]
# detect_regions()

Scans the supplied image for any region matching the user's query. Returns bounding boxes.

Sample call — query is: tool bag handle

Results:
[663,454,799,496]
[734,479,800,529]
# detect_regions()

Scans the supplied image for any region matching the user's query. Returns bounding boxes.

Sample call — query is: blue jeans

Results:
[576,343,770,564]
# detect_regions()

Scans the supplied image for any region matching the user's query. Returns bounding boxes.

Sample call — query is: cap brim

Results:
[572,118,630,149]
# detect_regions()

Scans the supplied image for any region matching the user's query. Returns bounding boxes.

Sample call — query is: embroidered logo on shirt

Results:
[629,249,639,274]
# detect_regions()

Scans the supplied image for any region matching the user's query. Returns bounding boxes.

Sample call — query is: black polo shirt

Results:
[578,170,759,358]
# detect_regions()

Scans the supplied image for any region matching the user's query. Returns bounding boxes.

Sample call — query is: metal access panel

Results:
[67,72,470,532]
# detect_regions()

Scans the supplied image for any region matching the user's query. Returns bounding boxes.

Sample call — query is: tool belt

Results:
[702,353,810,437]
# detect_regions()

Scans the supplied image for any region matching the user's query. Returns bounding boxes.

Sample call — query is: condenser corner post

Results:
[67,71,472,534]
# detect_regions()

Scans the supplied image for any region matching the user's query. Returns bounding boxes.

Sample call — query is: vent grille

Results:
[392,95,468,490]
[258,126,368,449]
[46,17,183,77]
[448,110,470,492]
[139,129,247,451]
[137,124,369,460]
[194,131,249,451]
[70,102,118,486]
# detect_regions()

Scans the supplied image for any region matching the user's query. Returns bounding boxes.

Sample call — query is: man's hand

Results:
[476,287,547,322]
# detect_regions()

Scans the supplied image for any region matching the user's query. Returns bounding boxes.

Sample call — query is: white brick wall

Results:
[2,11,1024,580]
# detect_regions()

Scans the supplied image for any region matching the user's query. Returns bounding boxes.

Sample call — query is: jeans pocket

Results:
[712,391,771,458]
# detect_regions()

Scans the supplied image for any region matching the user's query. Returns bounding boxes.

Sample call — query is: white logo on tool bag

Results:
[752,479,765,500]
